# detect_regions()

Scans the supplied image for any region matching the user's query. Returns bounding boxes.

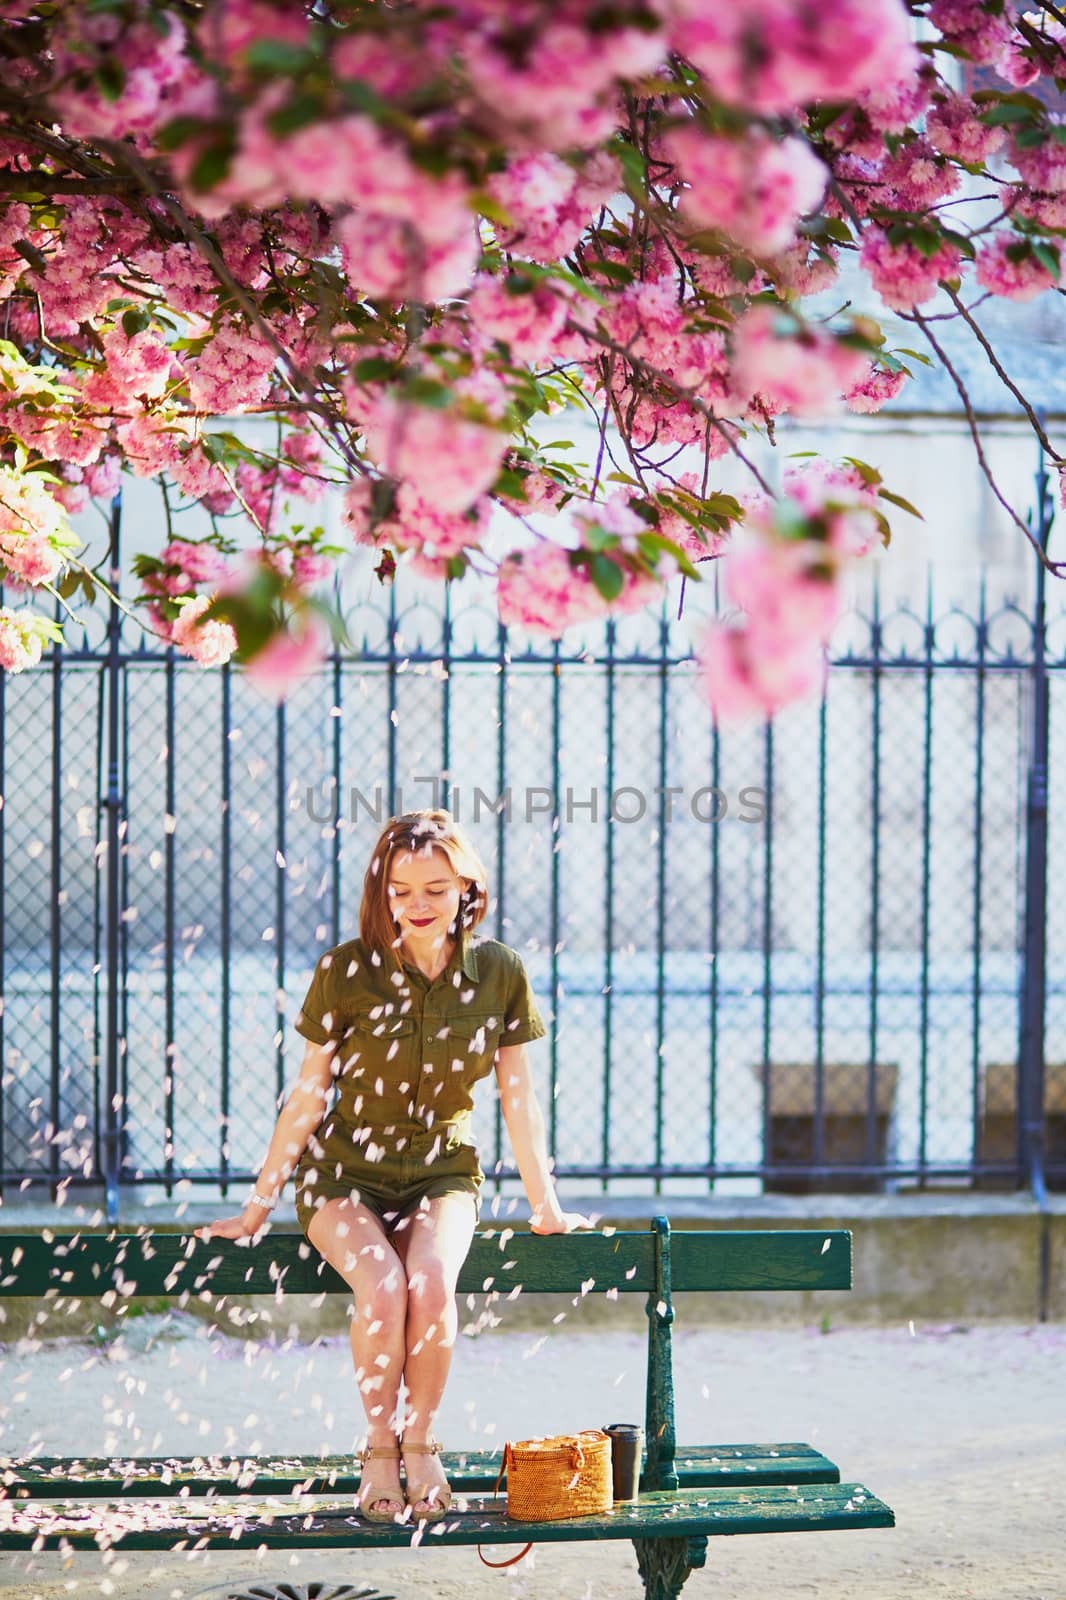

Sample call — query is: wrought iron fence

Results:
[1,484,1063,1221]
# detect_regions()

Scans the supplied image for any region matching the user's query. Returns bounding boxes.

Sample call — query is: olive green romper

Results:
[290,929,546,1236]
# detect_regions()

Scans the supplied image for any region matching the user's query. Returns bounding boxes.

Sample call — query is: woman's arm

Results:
[195,1038,335,1241]
[494,1042,590,1234]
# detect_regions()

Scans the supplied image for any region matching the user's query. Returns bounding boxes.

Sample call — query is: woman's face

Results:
[387,846,465,943]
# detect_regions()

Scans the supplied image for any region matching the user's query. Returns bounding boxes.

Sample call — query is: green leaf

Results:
[877,487,924,520]
[586,257,634,284]
[613,138,647,191]
[491,466,529,499]
[978,102,1035,125]
[298,598,349,650]
[189,141,235,193]
[842,455,882,488]
[266,92,324,138]
[400,375,453,409]
[155,115,210,152]
[337,77,396,122]
[470,191,513,226]
[94,56,126,102]
[909,226,947,260]
[1014,125,1049,148]
[243,39,316,73]
[1032,240,1062,276]
[121,307,151,339]
[638,529,701,579]
[587,551,624,601]
[582,522,619,554]
[352,355,397,383]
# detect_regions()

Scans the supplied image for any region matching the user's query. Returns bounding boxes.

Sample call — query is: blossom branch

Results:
[902,307,1066,577]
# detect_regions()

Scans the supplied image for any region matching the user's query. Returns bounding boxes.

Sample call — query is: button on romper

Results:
[291,930,546,1236]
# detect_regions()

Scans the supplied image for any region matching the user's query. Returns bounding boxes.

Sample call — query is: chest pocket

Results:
[342,1006,417,1042]
[438,1011,502,1065]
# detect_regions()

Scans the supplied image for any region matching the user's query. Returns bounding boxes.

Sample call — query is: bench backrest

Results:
[0,1221,851,1298]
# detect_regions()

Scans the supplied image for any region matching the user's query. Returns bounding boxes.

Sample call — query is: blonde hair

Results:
[359,809,489,964]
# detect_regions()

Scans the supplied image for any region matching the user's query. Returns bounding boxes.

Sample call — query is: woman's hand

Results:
[529,1205,594,1235]
[193,1206,271,1245]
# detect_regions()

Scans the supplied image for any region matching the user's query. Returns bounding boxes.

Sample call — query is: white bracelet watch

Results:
[247,1191,277,1211]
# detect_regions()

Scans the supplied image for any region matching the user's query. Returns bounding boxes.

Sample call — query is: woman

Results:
[195,808,589,1525]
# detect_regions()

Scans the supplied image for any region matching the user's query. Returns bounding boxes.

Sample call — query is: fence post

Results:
[102,491,125,1223]
[1018,439,1051,1205]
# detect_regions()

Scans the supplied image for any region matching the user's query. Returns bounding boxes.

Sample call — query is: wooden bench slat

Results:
[0,1228,853,1298]
[670,1230,852,1292]
[1,1443,840,1500]
[0,1483,894,1551]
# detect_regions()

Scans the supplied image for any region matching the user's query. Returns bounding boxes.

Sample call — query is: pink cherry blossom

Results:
[780,461,883,559]
[186,320,277,414]
[169,593,238,667]
[725,536,844,644]
[1010,187,1066,230]
[925,95,1006,166]
[49,6,191,142]
[465,276,570,365]
[243,615,329,702]
[859,227,964,311]
[382,485,491,565]
[928,0,1014,67]
[666,0,918,116]
[855,71,932,135]
[696,620,828,723]
[334,209,479,303]
[0,607,50,673]
[975,234,1059,301]
[730,305,869,419]
[879,137,960,211]
[497,542,607,637]
[361,394,510,514]
[0,468,73,586]
[496,462,569,516]
[1009,134,1066,195]
[664,124,826,256]
[653,473,733,563]
[159,540,230,588]
[82,327,174,411]
[845,364,909,414]
[489,152,620,263]
[463,18,666,151]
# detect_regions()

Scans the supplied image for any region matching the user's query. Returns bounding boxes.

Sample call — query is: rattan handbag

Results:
[477,1429,612,1569]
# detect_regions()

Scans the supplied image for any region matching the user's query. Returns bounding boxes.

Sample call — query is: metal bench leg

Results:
[633,1534,708,1600]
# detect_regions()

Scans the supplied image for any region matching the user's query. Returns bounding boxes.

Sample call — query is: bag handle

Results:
[477,1443,533,1570]
[478,1542,533,1568]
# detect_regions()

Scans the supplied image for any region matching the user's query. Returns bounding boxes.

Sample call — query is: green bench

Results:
[0,1216,893,1598]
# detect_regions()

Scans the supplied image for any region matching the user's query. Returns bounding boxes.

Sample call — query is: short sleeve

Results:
[502,950,547,1045]
[294,953,339,1046]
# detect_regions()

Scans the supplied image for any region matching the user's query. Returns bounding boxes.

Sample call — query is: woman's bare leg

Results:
[306,1195,408,1517]
[391,1191,478,1516]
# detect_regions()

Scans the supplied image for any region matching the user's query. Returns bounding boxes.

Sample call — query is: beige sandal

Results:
[355,1443,405,1523]
[402,1438,451,1521]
